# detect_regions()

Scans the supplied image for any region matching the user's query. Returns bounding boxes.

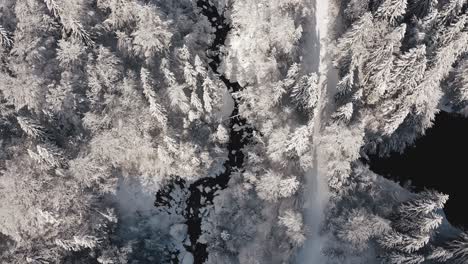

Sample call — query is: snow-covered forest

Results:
[0,0,467,263]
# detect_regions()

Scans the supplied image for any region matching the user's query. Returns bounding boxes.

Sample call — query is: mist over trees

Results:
[0,0,467,263]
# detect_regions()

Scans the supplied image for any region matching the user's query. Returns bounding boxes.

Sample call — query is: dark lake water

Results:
[367,111,468,228]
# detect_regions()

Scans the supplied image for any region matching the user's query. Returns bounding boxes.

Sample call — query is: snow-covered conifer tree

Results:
[0,0,467,263]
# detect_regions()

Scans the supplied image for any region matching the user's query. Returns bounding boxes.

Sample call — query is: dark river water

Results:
[368,111,468,228]
[156,2,251,263]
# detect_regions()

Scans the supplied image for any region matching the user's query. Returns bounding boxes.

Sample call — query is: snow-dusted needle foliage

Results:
[0,0,467,263]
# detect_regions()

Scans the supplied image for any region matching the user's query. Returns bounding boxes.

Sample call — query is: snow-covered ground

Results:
[297,0,334,262]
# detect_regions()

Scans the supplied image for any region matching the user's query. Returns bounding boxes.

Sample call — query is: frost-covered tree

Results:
[0,0,229,262]
[278,210,306,245]
[376,190,448,262]
[1,0,467,263]
[328,0,468,187]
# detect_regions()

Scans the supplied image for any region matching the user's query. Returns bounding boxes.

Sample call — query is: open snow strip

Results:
[297,0,332,263]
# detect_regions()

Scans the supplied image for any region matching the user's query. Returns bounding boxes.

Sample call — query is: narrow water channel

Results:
[155,2,251,263]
